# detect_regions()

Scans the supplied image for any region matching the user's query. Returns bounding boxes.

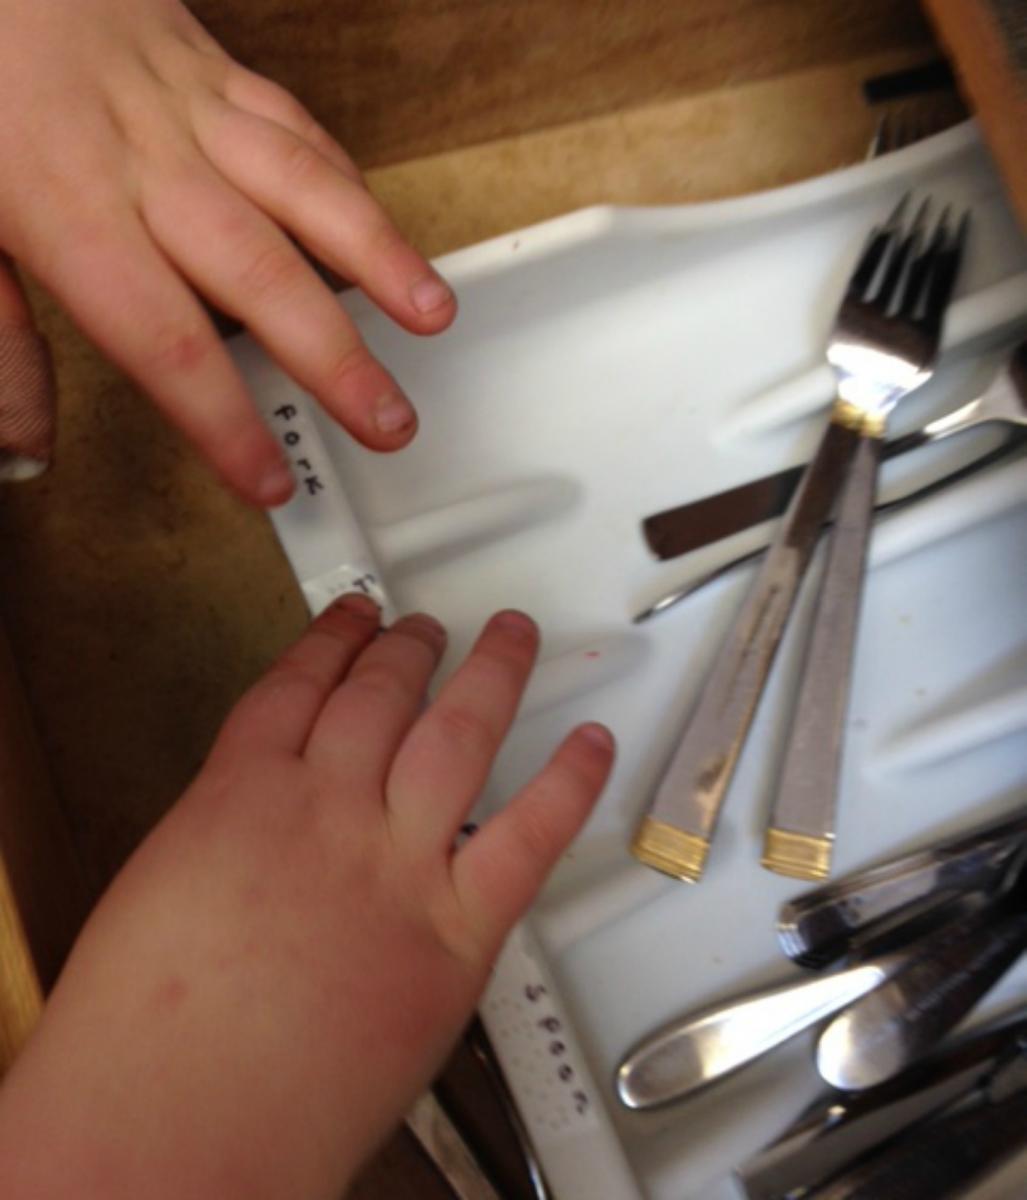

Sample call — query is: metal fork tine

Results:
[866,114,888,160]
[876,197,930,310]
[882,192,911,231]
[922,209,970,330]
[846,194,909,300]
[899,203,950,320]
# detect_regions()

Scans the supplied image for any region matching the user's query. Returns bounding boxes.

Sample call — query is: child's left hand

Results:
[0,595,614,1200]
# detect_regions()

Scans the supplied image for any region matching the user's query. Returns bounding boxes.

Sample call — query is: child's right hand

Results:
[0,0,456,503]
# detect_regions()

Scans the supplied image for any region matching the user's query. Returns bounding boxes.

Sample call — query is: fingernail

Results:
[257,461,295,506]
[410,273,453,315]
[373,392,416,435]
[577,722,614,752]
[332,592,381,618]
[492,610,538,641]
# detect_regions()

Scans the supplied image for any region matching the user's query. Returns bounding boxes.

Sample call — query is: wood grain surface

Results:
[188,0,932,167]
[0,1,940,1195]
[926,0,1027,228]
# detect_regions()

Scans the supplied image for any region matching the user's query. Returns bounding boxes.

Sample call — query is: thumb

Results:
[0,256,56,481]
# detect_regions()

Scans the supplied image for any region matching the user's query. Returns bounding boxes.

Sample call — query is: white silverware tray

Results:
[232,121,1027,1199]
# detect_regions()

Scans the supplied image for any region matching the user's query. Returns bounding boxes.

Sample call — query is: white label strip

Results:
[480,925,640,1199]
[259,392,395,620]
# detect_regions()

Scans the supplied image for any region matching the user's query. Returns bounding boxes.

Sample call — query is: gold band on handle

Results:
[631,818,709,883]
[829,399,887,438]
[762,828,833,881]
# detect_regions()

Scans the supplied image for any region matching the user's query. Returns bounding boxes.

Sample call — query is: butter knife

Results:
[642,340,1027,563]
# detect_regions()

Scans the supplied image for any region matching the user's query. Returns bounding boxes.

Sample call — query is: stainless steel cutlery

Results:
[776,806,1027,968]
[617,812,1027,1110]
[817,850,1027,1091]
[634,432,1027,623]
[616,956,898,1110]
[632,196,968,883]
[737,1012,1027,1200]
[641,340,1027,564]
[615,892,983,1110]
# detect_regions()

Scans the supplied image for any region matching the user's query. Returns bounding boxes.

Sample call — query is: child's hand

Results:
[0,0,456,503]
[0,596,613,1200]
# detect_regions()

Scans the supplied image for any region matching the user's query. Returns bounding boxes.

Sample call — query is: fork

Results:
[631,196,968,883]
[763,200,969,880]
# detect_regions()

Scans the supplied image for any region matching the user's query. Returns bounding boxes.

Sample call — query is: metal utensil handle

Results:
[633,412,860,881]
[639,367,1008,562]
[804,1088,1027,1200]
[817,909,1027,1091]
[763,432,882,881]
[466,1021,552,1200]
[642,425,932,561]
[406,1092,504,1200]
[635,433,1027,625]
[777,809,1027,966]
[736,1015,1027,1200]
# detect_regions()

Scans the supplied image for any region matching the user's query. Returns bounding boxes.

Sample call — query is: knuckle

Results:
[508,804,557,863]
[349,660,410,707]
[257,75,309,123]
[323,341,374,390]
[148,321,216,375]
[268,655,324,698]
[474,642,532,682]
[27,207,117,288]
[436,704,494,759]
[279,138,326,188]
[236,240,303,301]
[231,670,314,730]
[364,217,406,261]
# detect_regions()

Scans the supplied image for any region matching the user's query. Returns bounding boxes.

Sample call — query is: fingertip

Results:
[488,609,539,643]
[327,592,382,621]
[408,273,458,330]
[206,421,295,508]
[256,459,297,506]
[369,391,418,445]
[316,345,419,452]
[572,722,616,757]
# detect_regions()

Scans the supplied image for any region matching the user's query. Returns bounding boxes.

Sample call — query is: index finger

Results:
[33,206,294,506]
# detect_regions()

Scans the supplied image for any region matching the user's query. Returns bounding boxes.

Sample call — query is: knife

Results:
[633,433,1026,624]
[642,341,1027,563]
[801,1048,1027,1200]
[736,1011,1027,1200]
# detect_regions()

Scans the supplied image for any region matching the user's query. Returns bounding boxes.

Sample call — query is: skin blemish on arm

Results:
[150,976,189,1015]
